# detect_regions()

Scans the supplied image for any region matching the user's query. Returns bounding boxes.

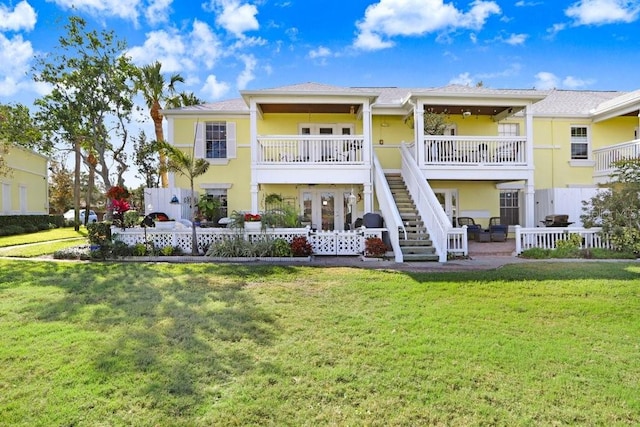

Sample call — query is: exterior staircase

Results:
[385,174,440,262]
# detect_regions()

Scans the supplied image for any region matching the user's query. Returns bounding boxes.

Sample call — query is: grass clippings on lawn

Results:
[0,260,638,426]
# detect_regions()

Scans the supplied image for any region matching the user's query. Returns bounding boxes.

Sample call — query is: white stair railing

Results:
[400,143,452,262]
[372,152,407,262]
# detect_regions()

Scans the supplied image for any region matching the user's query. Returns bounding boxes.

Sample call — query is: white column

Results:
[362,99,372,168]
[524,103,536,228]
[414,101,424,162]
[524,180,535,227]
[251,184,259,213]
[363,183,373,213]
[525,102,534,168]
[250,99,258,213]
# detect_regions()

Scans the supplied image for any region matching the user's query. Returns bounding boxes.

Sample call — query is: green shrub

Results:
[519,247,552,259]
[122,210,139,228]
[160,246,174,256]
[3,225,24,236]
[87,222,112,246]
[132,243,147,256]
[272,238,293,257]
[206,235,253,257]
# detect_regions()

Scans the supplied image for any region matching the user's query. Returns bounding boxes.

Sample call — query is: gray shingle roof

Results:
[531,89,625,116]
[163,83,634,118]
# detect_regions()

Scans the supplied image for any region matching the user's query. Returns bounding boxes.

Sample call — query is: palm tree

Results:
[157,140,209,255]
[166,91,205,109]
[134,61,184,188]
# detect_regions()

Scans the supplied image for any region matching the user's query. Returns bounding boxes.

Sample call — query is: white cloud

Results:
[201,75,229,100]
[0,33,34,97]
[565,0,640,25]
[469,33,478,44]
[449,72,473,86]
[236,54,256,90]
[534,71,595,89]
[190,20,222,70]
[127,28,188,72]
[563,75,595,88]
[205,0,259,37]
[534,71,559,89]
[145,0,173,25]
[504,33,527,45]
[49,0,142,23]
[546,23,566,38]
[354,0,501,51]
[308,46,332,59]
[477,63,522,79]
[127,20,223,73]
[0,1,37,32]
[450,64,521,86]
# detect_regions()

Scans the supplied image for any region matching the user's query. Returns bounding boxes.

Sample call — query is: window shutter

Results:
[194,122,205,158]
[226,121,236,159]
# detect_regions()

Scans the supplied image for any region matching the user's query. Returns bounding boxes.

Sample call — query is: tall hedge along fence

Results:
[0,214,65,236]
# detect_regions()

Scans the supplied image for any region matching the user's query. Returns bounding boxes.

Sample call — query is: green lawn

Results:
[0,260,638,426]
[0,227,87,247]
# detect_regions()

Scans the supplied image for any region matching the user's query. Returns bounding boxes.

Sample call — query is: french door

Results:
[302,189,352,231]
[434,189,458,226]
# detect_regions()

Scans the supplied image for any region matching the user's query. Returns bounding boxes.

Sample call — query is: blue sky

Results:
[2,0,640,109]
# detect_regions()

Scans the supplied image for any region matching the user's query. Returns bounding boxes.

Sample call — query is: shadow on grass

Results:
[1,260,280,418]
[399,261,640,283]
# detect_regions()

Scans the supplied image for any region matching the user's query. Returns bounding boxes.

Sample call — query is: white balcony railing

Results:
[257,135,366,164]
[421,136,527,166]
[593,139,640,178]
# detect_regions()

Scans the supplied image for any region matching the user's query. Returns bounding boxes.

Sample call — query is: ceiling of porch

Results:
[259,103,356,114]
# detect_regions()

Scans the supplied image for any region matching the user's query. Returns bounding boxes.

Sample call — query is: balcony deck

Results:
[415,136,530,181]
[593,139,640,183]
[254,135,370,184]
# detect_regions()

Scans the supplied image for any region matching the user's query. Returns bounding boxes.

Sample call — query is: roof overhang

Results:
[590,90,640,122]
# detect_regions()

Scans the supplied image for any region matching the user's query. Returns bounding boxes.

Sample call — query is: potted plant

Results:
[196,194,221,223]
[243,213,262,231]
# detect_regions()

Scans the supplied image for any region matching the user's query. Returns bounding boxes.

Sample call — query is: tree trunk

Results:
[151,100,169,188]
[73,139,81,232]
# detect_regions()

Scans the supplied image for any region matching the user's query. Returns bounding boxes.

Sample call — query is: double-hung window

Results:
[205,122,226,159]
[194,121,236,161]
[570,126,589,160]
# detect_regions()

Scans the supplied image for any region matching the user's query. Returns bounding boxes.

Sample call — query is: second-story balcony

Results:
[256,135,367,165]
[253,135,371,184]
[412,136,531,181]
[593,139,640,183]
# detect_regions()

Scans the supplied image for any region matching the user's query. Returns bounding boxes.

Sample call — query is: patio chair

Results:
[488,217,508,242]
[457,217,482,239]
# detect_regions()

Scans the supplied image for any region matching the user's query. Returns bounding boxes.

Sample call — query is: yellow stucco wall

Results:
[0,146,48,215]
[166,108,640,223]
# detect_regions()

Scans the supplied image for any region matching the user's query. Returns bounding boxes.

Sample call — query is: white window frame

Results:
[298,123,355,135]
[569,125,593,166]
[194,121,237,163]
[498,123,520,136]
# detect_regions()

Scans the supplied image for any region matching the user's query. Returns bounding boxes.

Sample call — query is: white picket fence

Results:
[111,226,384,256]
[515,226,612,254]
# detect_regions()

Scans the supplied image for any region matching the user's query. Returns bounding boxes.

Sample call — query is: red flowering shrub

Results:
[112,199,130,215]
[365,237,387,257]
[106,185,130,201]
[290,236,313,256]
[244,213,262,222]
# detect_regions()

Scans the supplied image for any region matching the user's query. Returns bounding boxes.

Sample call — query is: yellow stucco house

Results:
[161,82,640,261]
[0,145,49,215]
